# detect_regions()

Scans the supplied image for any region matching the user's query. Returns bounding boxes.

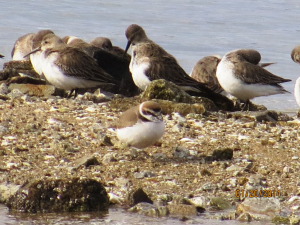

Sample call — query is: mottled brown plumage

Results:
[225,49,290,85]
[11,33,35,60]
[124,24,234,110]
[190,55,223,93]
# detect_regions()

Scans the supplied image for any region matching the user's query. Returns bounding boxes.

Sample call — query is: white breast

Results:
[117,120,165,149]
[217,58,285,101]
[294,77,300,107]
[41,52,104,90]
[129,49,151,91]
[30,52,44,76]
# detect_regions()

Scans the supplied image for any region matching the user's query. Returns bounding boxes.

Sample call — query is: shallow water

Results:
[0,0,299,223]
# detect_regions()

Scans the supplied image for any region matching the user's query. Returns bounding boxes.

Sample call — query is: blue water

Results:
[0,1,299,223]
[1,0,300,112]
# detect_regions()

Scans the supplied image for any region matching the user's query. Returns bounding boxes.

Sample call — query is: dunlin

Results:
[191,54,275,96]
[62,35,138,96]
[216,49,291,109]
[25,33,116,97]
[30,30,55,77]
[190,55,224,94]
[90,36,131,60]
[11,33,35,60]
[62,36,95,56]
[123,24,232,108]
[117,101,165,149]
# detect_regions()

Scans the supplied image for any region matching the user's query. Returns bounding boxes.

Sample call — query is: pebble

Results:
[173,146,190,158]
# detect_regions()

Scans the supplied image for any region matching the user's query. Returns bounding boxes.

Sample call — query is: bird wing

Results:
[233,59,291,85]
[49,47,116,84]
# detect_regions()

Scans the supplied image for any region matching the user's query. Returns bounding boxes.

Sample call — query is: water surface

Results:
[0,0,299,223]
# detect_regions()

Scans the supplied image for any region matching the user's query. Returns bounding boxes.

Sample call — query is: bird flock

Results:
[1,23,300,148]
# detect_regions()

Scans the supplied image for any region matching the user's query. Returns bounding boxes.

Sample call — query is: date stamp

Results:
[236,189,280,198]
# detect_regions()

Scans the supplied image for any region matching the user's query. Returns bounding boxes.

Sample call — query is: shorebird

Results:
[62,35,138,97]
[62,36,95,56]
[117,101,165,149]
[190,55,224,94]
[30,29,55,77]
[124,24,232,109]
[191,55,275,96]
[216,49,291,110]
[11,33,35,60]
[90,36,131,60]
[24,33,116,97]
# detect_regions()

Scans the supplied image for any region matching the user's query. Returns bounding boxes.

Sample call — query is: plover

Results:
[216,49,291,109]
[30,30,55,77]
[123,24,232,108]
[11,33,35,60]
[117,101,165,149]
[25,33,116,97]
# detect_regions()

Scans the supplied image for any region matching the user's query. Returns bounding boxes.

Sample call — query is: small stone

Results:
[209,197,231,210]
[173,146,190,158]
[236,197,280,221]
[102,153,117,164]
[200,169,212,176]
[108,193,122,205]
[73,155,100,170]
[211,148,233,160]
[128,202,168,217]
[8,84,56,97]
[0,126,8,136]
[128,188,153,206]
[167,203,197,217]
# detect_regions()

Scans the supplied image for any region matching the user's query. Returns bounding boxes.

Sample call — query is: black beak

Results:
[23,46,41,58]
[0,54,4,58]
[124,41,131,56]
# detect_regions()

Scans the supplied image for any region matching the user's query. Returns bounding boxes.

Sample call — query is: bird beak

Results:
[124,41,131,56]
[23,46,41,58]
[0,54,4,58]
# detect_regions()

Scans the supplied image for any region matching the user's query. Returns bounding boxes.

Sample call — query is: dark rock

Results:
[142,79,194,104]
[98,133,113,146]
[255,110,292,122]
[211,148,233,161]
[7,178,109,213]
[128,188,153,206]
[157,100,206,116]
[0,60,40,81]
